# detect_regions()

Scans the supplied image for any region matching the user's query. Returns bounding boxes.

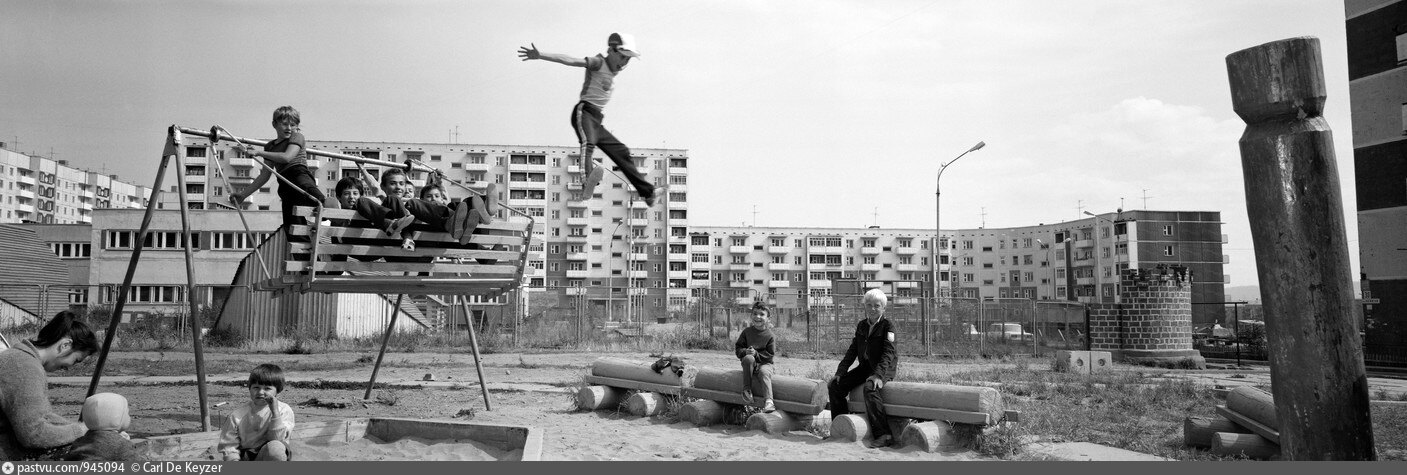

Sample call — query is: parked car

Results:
[985,323,1034,342]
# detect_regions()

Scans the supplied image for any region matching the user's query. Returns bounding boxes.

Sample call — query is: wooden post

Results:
[1226,36,1375,460]
[575,385,625,411]
[1211,432,1280,460]
[829,414,869,442]
[364,294,404,400]
[1184,415,1252,448]
[170,129,211,431]
[625,392,666,416]
[680,399,729,426]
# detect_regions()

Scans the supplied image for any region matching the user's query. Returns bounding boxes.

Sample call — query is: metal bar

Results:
[87,127,177,398]
[1228,36,1374,459]
[206,137,270,281]
[364,293,405,400]
[171,129,211,431]
[181,126,431,172]
[461,298,492,410]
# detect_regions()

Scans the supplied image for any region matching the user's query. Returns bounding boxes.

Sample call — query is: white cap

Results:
[609,32,641,58]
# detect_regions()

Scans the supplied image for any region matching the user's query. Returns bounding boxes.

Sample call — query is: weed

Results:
[375,390,401,406]
[516,354,540,369]
[355,354,375,364]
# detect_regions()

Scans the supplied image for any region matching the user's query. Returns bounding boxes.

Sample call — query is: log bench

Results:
[576,357,694,416]
[834,381,1020,452]
[679,366,829,432]
[250,206,531,295]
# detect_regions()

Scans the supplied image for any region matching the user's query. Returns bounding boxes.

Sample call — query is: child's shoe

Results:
[401,238,416,252]
[385,215,415,237]
[580,166,604,199]
[480,184,499,223]
[762,399,776,413]
[448,203,472,240]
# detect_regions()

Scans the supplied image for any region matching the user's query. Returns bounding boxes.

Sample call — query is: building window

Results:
[1164,246,1175,256]
[1162,225,1173,236]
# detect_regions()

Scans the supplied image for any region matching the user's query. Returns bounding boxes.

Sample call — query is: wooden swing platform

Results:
[247,206,532,295]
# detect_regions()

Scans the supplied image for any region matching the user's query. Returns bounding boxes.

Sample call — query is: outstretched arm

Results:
[357,163,385,198]
[517,43,587,67]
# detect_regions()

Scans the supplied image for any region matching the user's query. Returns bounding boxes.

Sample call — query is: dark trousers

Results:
[276,165,326,234]
[354,196,408,230]
[571,101,655,199]
[828,363,892,438]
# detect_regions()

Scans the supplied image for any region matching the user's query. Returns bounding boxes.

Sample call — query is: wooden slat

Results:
[284,260,519,274]
[291,280,514,295]
[1216,405,1281,445]
[582,375,684,396]
[289,243,521,261]
[681,387,824,415]
[289,225,525,246]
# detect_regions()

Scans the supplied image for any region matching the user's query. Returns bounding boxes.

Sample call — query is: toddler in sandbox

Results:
[217,364,295,461]
[64,392,142,461]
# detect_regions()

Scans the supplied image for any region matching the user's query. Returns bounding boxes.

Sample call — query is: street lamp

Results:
[935,141,985,329]
[1083,211,1118,304]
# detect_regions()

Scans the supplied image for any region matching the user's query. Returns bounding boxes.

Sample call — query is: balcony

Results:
[690,260,711,270]
[896,264,922,272]
[563,234,588,242]
[668,288,691,297]
[860,263,882,272]
[462,162,492,172]
[809,279,832,289]
[668,218,688,227]
[895,281,919,289]
[628,218,649,227]
[808,245,846,254]
[184,193,205,203]
[16,189,35,200]
[566,183,583,191]
[567,200,588,209]
[860,247,881,256]
[228,157,256,168]
[566,252,588,261]
[864,281,886,289]
[768,246,789,254]
[728,245,751,254]
[669,201,688,210]
[768,280,791,288]
[628,252,649,261]
[566,270,590,279]
[1073,239,1093,248]
[667,183,688,192]
[566,217,589,226]
[895,246,919,255]
[668,270,690,279]
[627,287,648,296]
[767,262,793,271]
[512,180,547,189]
[17,174,36,185]
[894,297,919,305]
[728,262,751,271]
[734,297,754,305]
[566,165,582,174]
[305,159,323,169]
[806,261,841,270]
[728,281,751,289]
[626,270,648,279]
[564,287,588,296]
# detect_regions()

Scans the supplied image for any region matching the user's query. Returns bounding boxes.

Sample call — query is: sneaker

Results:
[642,193,656,207]
[385,215,415,237]
[447,202,470,239]
[458,201,483,246]
[401,237,416,252]
[869,434,894,449]
[741,388,753,405]
[481,183,499,222]
[762,399,775,413]
[580,166,604,198]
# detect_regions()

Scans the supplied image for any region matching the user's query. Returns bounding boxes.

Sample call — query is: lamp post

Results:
[935,141,985,335]
[1083,211,1118,304]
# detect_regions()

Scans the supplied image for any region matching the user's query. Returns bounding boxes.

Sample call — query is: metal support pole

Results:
[461,298,492,410]
[364,294,404,400]
[87,127,177,399]
[171,130,211,431]
[1228,36,1374,459]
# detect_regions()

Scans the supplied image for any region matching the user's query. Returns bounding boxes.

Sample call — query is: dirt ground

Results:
[46,349,1406,461]
[47,350,1020,461]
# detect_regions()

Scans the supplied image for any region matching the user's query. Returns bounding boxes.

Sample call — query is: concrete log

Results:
[830,414,869,442]
[590,357,691,387]
[1225,386,1278,430]
[691,366,826,407]
[1211,432,1280,460]
[1227,36,1374,460]
[900,420,972,453]
[626,392,667,416]
[575,385,625,411]
[679,400,728,426]
[1184,415,1252,448]
[845,382,1003,419]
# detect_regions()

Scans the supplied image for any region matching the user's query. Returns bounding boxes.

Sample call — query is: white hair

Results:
[863,288,888,304]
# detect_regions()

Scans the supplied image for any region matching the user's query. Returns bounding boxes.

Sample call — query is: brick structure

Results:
[1088,265,1206,368]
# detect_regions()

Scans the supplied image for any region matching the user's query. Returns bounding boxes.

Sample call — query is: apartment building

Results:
[1346,0,1407,353]
[161,139,692,322]
[690,210,1226,325]
[0,144,151,224]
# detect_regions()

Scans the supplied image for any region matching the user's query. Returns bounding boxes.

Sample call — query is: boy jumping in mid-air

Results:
[217,364,294,461]
[518,33,657,207]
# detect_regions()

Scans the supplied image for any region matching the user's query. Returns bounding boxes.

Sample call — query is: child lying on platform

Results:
[354,167,498,251]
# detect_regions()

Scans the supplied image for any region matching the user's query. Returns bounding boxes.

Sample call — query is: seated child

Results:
[217,364,294,461]
[64,393,142,461]
[355,168,497,251]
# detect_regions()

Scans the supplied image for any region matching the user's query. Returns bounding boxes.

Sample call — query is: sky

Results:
[0,0,1359,289]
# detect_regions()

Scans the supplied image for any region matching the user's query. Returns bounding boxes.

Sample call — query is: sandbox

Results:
[136,417,543,461]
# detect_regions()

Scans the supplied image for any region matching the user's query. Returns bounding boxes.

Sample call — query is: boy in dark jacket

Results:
[735,302,777,412]
[828,289,899,448]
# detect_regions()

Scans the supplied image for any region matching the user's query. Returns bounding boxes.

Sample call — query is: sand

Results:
[290,435,520,461]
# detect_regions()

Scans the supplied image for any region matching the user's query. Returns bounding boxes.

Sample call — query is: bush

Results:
[204,325,245,347]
